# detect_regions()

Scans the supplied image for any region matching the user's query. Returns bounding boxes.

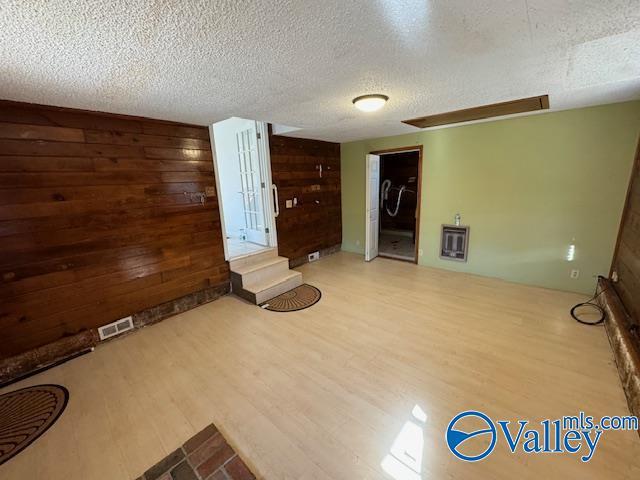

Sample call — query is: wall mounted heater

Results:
[98,316,134,340]
[440,225,470,262]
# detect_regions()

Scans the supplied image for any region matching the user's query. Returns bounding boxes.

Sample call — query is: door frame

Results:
[369,145,423,264]
[209,120,278,261]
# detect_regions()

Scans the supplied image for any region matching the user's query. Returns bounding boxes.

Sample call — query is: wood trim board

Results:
[402,95,549,129]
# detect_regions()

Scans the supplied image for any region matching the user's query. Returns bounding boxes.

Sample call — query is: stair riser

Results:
[228,248,277,271]
[255,273,303,304]
[240,260,290,287]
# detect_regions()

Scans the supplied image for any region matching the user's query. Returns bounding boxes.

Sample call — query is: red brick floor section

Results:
[137,423,256,480]
[225,456,256,480]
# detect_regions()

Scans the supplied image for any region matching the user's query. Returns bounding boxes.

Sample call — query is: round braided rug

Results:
[0,384,69,465]
[260,284,321,312]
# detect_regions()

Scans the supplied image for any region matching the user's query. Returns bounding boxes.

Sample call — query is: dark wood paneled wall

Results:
[0,100,228,359]
[612,136,640,327]
[269,133,341,261]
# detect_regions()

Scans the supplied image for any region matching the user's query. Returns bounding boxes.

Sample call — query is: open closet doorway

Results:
[365,146,422,263]
[210,117,278,260]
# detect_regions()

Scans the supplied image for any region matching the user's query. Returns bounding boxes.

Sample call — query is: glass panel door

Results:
[236,124,268,246]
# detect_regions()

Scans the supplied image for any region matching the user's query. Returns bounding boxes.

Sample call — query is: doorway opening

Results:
[365,146,422,263]
[210,117,278,260]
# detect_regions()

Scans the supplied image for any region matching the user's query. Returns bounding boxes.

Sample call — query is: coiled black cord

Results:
[570,275,607,325]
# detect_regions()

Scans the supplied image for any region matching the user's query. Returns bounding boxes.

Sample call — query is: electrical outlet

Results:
[418,249,424,256]
[570,269,580,279]
[285,199,293,208]
[308,251,320,262]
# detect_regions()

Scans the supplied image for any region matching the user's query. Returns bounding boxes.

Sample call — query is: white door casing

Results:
[256,121,278,249]
[365,154,380,262]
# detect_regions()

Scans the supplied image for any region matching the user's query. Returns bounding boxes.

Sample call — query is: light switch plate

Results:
[285,199,293,208]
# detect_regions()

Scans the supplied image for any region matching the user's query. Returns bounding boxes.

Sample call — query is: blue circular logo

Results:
[446,410,497,462]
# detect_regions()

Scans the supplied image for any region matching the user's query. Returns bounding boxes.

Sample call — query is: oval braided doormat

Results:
[0,384,69,465]
[260,284,321,312]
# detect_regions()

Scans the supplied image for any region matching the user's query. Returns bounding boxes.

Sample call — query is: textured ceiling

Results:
[1,0,639,143]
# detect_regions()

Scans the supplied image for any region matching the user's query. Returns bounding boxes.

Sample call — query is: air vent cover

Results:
[98,316,134,340]
[440,225,469,262]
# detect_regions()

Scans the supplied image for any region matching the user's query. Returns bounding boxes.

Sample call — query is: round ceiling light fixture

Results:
[352,94,389,112]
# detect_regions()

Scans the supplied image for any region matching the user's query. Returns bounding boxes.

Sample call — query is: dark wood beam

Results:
[402,95,550,129]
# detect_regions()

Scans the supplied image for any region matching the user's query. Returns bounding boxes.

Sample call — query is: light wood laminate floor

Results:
[1,252,638,479]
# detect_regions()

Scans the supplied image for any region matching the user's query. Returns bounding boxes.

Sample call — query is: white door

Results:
[236,123,268,245]
[365,154,380,261]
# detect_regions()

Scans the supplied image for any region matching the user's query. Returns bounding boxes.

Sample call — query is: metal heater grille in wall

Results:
[440,225,469,262]
[98,316,134,340]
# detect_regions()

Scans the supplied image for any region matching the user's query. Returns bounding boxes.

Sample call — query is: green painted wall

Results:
[341,101,640,294]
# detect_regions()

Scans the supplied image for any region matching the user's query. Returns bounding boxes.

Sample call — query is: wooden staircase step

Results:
[229,249,303,305]
[228,247,277,271]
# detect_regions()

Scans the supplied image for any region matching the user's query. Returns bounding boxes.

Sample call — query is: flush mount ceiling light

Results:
[352,94,389,112]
